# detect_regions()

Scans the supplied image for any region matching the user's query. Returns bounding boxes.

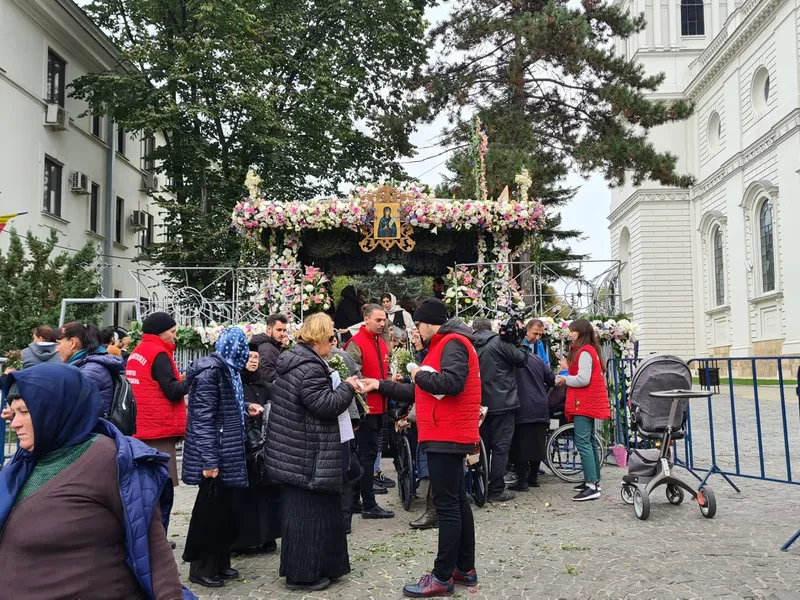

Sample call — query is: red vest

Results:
[415,332,482,445]
[127,334,187,440]
[345,326,389,414]
[565,345,610,421]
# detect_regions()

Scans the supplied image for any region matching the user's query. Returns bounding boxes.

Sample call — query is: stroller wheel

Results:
[620,484,635,506]
[666,484,684,505]
[697,487,716,519]
[633,489,650,520]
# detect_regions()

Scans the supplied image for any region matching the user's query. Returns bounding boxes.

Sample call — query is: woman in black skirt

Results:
[509,353,555,491]
[265,313,360,592]
[231,346,281,555]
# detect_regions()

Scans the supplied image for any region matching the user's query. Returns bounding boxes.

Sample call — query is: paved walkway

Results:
[171,460,800,600]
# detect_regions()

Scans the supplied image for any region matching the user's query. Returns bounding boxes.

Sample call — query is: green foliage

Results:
[71,0,432,290]
[127,321,203,352]
[0,230,105,353]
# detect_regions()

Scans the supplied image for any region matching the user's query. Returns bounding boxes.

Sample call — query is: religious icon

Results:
[374,203,400,240]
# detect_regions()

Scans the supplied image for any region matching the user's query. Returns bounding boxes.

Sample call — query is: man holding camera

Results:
[472,317,528,502]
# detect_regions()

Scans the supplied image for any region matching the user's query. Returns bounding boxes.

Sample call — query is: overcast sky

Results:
[406,2,612,280]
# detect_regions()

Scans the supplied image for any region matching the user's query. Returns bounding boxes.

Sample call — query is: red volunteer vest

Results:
[565,345,610,421]
[415,332,481,445]
[127,334,187,440]
[345,326,389,415]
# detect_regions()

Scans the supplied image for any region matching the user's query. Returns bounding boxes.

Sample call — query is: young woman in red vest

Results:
[555,319,610,502]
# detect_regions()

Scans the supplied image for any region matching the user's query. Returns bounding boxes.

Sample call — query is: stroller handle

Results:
[648,389,714,400]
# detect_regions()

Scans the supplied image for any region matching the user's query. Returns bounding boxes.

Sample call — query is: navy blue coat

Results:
[182,354,248,488]
[514,355,555,425]
[71,351,125,415]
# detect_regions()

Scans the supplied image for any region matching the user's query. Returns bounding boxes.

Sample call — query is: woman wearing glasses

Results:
[266,313,360,592]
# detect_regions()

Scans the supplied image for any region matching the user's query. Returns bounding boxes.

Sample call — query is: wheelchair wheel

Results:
[620,484,635,505]
[398,435,414,511]
[545,424,606,483]
[633,488,650,520]
[666,484,684,505]
[469,437,489,508]
[697,486,716,519]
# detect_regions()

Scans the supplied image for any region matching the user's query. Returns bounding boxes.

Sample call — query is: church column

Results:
[668,0,679,47]
[653,0,663,47]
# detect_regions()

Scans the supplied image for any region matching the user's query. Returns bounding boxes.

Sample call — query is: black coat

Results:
[265,344,355,493]
[250,334,282,383]
[334,285,362,330]
[473,330,527,414]
[241,369,274,459]
[514,355,555,425]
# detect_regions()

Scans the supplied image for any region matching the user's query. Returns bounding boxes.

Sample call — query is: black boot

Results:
[409,487,438,530]
[509,463,530,492]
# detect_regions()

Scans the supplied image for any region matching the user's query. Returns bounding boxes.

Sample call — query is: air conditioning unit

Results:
[140,172,159,192]
[44,103,69,130]
[70,172,91,194]
[129,210,147,230]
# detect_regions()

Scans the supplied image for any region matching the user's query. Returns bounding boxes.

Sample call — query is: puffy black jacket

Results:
[250,334,282,383]
[182,354,248,487]
[472,330,527,414]
[515,354,555,424]
[266,344,355,493]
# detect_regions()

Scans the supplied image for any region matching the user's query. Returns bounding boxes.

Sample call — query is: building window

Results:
[46,50,66,106]
[713,227,725,306]
[139,212,156,252]
[115,196,125,244]
[751,67,771,115]
[759,200,775,293]
[92,114,102,138]
[43,156,62,216]
[117,127,126,156]
[113,290,122,327]
[141,136,156,172]
[681,0,705,36]
[89,183,100,233]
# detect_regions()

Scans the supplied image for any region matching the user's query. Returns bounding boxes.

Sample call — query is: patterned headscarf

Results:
[215,327,249,423]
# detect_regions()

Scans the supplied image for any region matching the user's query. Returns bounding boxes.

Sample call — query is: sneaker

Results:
[572,486,601,501]
[488,489,516,503]
[573,483,601,492]
[375,472,396,488]
[504,472,519,485]
[452,568,478,587]
[403,573,454,597]
[362,505,395,519]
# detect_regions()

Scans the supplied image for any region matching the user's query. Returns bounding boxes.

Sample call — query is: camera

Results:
[497,305,534,346]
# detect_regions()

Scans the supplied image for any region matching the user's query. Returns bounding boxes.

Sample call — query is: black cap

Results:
[413,298,449,326]
[142,312,177,335]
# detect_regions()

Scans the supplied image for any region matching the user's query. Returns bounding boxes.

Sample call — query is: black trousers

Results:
[427,452,475,582]
[480,411,517,496]
[354,414,381,509]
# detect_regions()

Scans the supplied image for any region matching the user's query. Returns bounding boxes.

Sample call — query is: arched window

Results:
[713,227,725,306]
[759,200,775,293]
[681,0,705,36]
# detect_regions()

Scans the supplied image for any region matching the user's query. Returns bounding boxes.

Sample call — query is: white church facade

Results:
[608,0,800,371]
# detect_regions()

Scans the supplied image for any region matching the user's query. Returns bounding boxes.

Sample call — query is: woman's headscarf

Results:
[215,327,249,422]
[0,364,102,529]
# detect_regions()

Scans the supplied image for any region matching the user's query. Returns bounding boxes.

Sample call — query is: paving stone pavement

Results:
[171,458,800,600]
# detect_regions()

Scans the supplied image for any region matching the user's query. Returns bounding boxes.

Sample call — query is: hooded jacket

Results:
[334,285,362,330]
[472,330,527,414]
[70,350,126,416]
[20,342,61,369]
[265,344,355,493]
[250,333,283,383]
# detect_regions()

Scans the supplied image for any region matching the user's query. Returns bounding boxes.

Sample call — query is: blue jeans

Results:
[573,416,601,483]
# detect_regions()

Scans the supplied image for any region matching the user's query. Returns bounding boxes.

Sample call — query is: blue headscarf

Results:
[1,363,102,529]
[215,327,249,423]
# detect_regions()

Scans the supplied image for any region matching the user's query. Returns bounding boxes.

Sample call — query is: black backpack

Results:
[105,371,137,436]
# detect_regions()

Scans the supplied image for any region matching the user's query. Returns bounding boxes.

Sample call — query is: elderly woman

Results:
[266,313,360,592]
[0,364,190,600]
[182,327,263,588]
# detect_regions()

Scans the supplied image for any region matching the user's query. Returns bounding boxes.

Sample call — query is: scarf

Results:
[1,364,102,529]
[215,327,250,424]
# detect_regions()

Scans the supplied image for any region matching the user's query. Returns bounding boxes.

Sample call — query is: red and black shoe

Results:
[452,568,478,587]
[402,573,455,597]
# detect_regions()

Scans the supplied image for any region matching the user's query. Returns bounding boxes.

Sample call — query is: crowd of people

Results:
[0,281,611,599]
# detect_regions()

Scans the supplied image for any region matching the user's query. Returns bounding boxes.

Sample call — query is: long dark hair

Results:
[567,319,605,373]
[60,322,101,353]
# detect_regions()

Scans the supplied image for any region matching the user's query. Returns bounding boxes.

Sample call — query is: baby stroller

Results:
[620,355,717,520]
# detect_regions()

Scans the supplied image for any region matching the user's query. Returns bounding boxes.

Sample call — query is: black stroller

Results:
[620,355,717,520]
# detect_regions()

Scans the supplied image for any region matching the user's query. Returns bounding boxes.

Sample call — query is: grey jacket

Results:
[21,343,61,369]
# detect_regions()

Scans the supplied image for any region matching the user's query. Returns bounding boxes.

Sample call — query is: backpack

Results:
[106,371,137,436]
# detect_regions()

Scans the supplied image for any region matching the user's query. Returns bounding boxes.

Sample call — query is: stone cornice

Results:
[608,189,690,224]
[687,0,788,100]
[691,109,800,199]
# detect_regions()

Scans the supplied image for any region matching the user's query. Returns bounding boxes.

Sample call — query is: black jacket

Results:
[472,330,527,414]
[250,333,282,383]
[514,355,555,424]
[266,344,355,493]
